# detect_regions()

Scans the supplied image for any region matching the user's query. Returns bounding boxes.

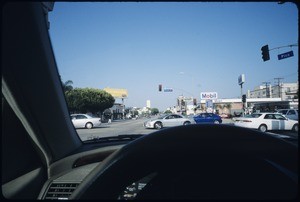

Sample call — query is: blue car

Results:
[193,113,222,124]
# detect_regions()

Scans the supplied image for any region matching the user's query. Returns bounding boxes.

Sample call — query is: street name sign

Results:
[278,51,294,60]
[164,88,173,92]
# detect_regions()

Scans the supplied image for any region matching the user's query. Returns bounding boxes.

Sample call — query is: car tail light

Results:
[242,120,252,122]
[234,119,252,123]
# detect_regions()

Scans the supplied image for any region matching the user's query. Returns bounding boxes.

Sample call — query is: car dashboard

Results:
[37,141,298,200]
[38,144,155,200]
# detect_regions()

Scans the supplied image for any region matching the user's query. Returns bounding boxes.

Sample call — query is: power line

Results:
[262,82,271,98]
[262,72,297,84]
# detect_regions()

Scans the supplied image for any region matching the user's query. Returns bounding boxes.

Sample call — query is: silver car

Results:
[70,114,101,129]
[276,109,298,121]
[144,114,192,129]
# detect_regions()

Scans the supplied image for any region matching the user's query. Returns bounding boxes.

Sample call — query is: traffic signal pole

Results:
[261,43,298,62]
[268,43,298,51]
[240,83,244,116]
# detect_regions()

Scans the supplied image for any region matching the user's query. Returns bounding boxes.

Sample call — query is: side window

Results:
[264,114,273,119]
[287,110,295,115]
[174,115,182,119]
[280,110,288,115]
[77,115,87,119]
[274,114,286,120]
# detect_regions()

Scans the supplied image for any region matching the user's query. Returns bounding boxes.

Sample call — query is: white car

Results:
[276,109,298,121]
[144,114,193,129]
[70,114,101,129]
[233,113,298,132]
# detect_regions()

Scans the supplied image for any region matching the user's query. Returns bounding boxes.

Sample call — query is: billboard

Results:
[200,92,218,100]
[103,88,128,98]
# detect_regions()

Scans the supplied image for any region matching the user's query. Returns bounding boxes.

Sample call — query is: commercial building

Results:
[248,82,298,101]
[174,81,298,115]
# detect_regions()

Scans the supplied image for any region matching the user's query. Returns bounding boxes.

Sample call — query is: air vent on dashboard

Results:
[44,182,79,200]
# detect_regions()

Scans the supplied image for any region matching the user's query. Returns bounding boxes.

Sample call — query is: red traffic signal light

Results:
[261,45,270,62]
[193,98,197,105]
[159,84,162,91]
[242,94,246,103]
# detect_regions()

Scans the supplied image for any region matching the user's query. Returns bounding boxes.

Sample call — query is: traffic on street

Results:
[76,117,298,143]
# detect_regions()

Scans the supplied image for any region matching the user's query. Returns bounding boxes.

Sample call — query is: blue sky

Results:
[49,2,298,111]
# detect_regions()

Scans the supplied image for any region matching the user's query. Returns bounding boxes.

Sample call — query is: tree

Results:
[215,104,224,114]
[65,88,115,114]
[164,110,172,114]
[62,80,73,92]
[217,104,224,110]
[133,110,139,116]
[224,103,232,114]
[151,108,159,115]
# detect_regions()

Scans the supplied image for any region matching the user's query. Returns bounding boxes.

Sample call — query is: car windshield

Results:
[157,115,168,119]
[48,2,298,142]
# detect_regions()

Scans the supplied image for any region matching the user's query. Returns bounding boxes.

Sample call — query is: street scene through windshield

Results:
[48,2,298,142]
[2,2,299,200]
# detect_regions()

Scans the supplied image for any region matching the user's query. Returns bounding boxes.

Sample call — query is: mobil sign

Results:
[201,92,218,100]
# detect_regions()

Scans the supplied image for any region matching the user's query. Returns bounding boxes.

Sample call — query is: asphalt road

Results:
[77,118,151,141]
[76,118,298,142]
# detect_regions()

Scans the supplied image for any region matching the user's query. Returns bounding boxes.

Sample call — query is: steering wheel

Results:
[70,124,297,200]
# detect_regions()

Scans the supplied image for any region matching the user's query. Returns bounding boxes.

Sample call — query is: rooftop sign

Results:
[201,92,218,100]
[103,88,128,98]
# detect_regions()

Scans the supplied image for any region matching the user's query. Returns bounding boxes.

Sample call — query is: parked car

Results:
[144,114,192,129]
[233,113,298,132]
[276,109,299,121]
[71,114,101,129]
[193,113,222,124]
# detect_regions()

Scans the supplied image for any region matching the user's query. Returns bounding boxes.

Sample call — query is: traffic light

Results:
[159,84,162,92]
[193,98,197,105]
[261,45,270,61]
[242,94,246,103]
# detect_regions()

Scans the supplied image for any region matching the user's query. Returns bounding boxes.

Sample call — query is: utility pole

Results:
[262,82,271,98]
[274,78,284,100]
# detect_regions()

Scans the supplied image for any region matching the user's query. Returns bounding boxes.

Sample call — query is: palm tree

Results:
[224,103,232,114]
[217,104,224,111]
[62,80,73,92]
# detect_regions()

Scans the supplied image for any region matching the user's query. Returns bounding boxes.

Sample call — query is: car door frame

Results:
[163,115,176,127]
[173,114,185,126]
[263,114,280,130]
[274,113,289,130]
[73,114,88,128]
